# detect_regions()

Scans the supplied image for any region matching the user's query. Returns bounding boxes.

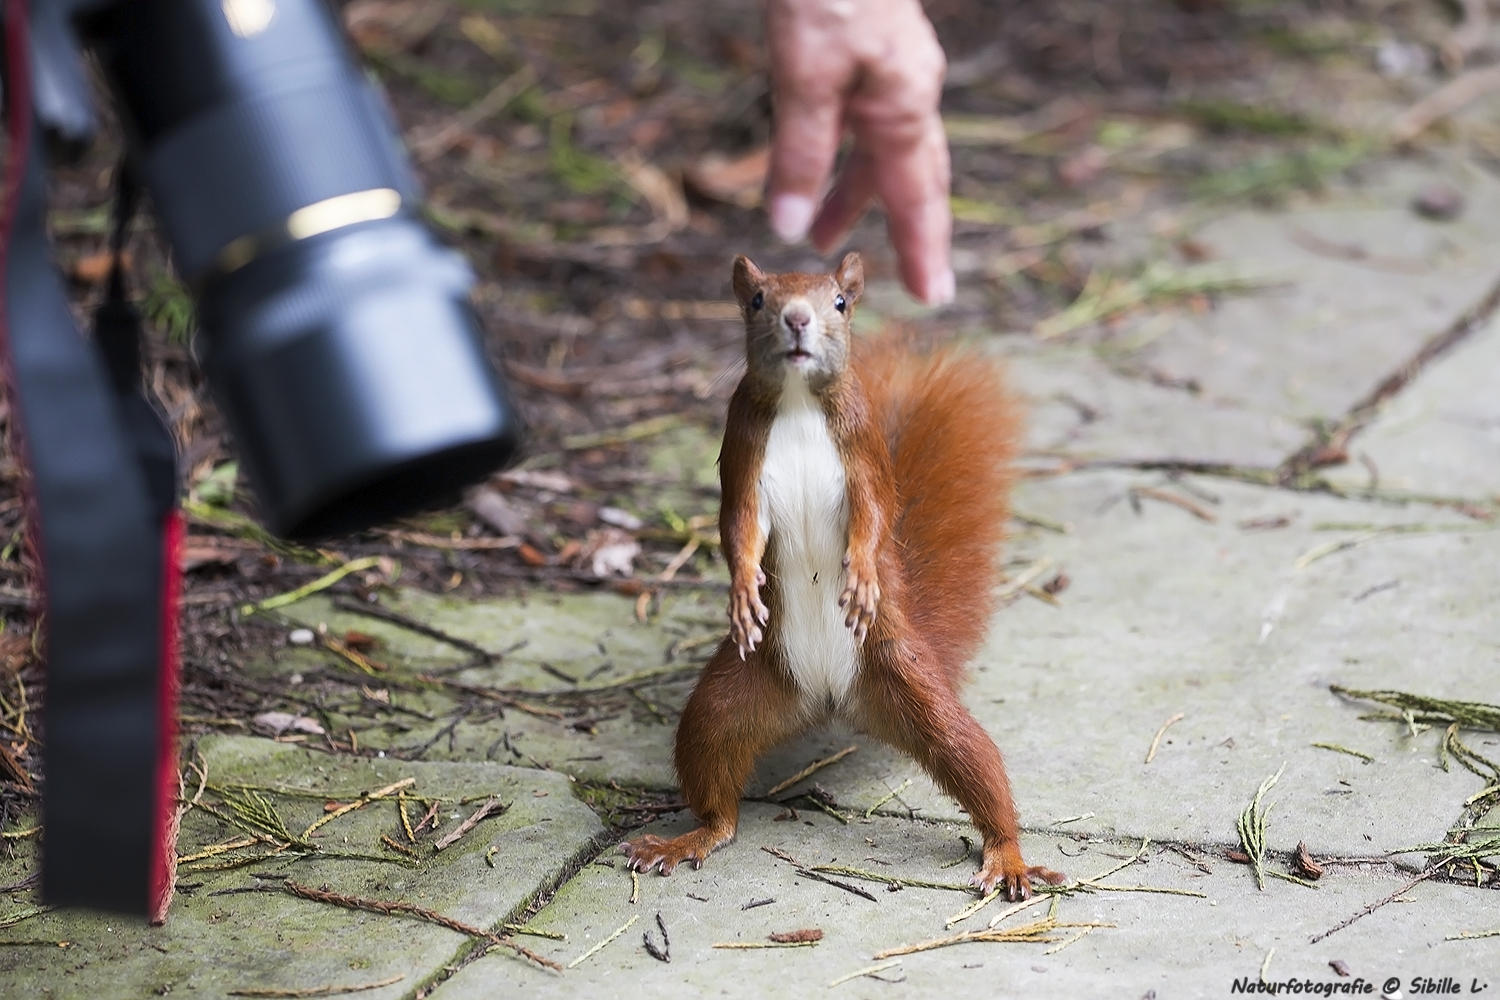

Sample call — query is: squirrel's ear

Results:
[732,256,765,309]
[834,252,864,305]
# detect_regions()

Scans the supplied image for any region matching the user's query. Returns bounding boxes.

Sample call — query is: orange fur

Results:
[853,333,1022,679]
[623,254,1061,900]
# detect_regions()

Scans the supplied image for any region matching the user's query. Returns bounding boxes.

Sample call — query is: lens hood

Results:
[196,217,521,540]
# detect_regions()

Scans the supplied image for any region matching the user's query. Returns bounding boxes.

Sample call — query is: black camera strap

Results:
[2,0,182,918]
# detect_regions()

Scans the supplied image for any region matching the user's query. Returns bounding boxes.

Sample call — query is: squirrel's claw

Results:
[839,555,880,643]
[972,843,1067,900]
[623,828,730,876]
[729,577,769,657]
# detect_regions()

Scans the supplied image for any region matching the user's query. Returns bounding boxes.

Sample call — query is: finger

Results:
[844,18,953,304]
[867,117,954,304]
[764,17,846,242]
[810,146,878,253]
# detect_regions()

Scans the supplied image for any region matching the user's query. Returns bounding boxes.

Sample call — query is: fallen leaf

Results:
[598,507,644,530]
[180,543,243,571]
[517,542,548,567]
[684,147,770,208]
[580,527,640,577]
[252,711,326,736]
[0,631,34,675]
[618,152,689,231]
[497,469,576,493]
[343,630,383,653]
[1058,145,1109,188]
[70,251,132,285]
[1294,841,1324,880]
[467,486,531,536]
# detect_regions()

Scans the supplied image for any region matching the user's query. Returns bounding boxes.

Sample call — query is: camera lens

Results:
[197,216,520,540]
[85,0,522,539]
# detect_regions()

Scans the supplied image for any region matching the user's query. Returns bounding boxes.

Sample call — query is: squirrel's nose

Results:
[782,306,812,336]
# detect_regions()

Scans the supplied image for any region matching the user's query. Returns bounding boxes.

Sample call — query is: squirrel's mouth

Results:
[786,348,813,362]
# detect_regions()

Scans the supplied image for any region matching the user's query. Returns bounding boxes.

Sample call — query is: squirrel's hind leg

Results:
[624,638,804,875]
[851,639,1065,900]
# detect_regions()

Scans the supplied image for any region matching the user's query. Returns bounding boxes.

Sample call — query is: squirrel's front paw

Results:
[973,841,1067,900]
[623,828,730,875]
[728,572,769,658]
[839,553,879,643]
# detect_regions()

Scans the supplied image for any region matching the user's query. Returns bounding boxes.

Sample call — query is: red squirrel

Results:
[623,252,1063,899]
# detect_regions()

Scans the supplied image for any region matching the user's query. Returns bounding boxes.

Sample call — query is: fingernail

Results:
[770,194,817,243]
[924,268,956,306]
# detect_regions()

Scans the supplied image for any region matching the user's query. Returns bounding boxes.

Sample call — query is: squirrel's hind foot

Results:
[973,844,1067,900]
[623,827,732,875]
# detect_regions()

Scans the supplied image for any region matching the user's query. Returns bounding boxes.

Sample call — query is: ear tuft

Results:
[834,252,864,305]
[732,256,766,309]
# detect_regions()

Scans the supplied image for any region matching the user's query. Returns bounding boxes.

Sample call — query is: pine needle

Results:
[566,915,637,969]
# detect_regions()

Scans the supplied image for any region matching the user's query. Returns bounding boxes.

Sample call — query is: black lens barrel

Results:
[87,0,521,538]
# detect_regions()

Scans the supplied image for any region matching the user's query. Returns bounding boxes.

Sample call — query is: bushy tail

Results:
[854,331,1023,679]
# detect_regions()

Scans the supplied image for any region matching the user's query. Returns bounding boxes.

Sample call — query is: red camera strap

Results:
[2,0,184,918]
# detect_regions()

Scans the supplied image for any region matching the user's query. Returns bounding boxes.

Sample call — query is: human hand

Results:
[764,0,953,305]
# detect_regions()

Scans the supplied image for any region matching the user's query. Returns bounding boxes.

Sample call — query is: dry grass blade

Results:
[996,557,1054,601]
[1131,488,1217,522]
[434,796,510,851]
[764,745,858,797]
[0,905,51,929]
[1310,742,1373,763]
[1145,712,1185,764]
[712,940,818,949]
[413,64,537,161]
[1390,63,1500,144]
[176,836,259,865]
[1237,763,1286,891]
[1044,925,1099,955]
[829,958,903,987]
[241,557,384,616]
[1034,263,1262,340]
[874,915,1113,958]
[946,887,1004,927]
[864,777,914,818]
[1295,524,1492,569]
[302,777,415,840]
[986,895,1051,929]
[566,914,637,969]
[806,865,971,893]
[227,973,405,997]
[282,881,559,971]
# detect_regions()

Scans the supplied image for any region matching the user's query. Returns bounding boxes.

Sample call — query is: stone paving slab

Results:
[1321,315,1500,499]
[1012,160,1500,466]
[0,735,604,998]
[431,803,1500,1000]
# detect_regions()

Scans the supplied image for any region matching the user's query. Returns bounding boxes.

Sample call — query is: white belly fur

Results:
[758,373,859,707]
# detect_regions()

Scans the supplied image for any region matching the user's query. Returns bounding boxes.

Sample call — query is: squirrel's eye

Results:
[750,291,764,311]
[834,295,847,313]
